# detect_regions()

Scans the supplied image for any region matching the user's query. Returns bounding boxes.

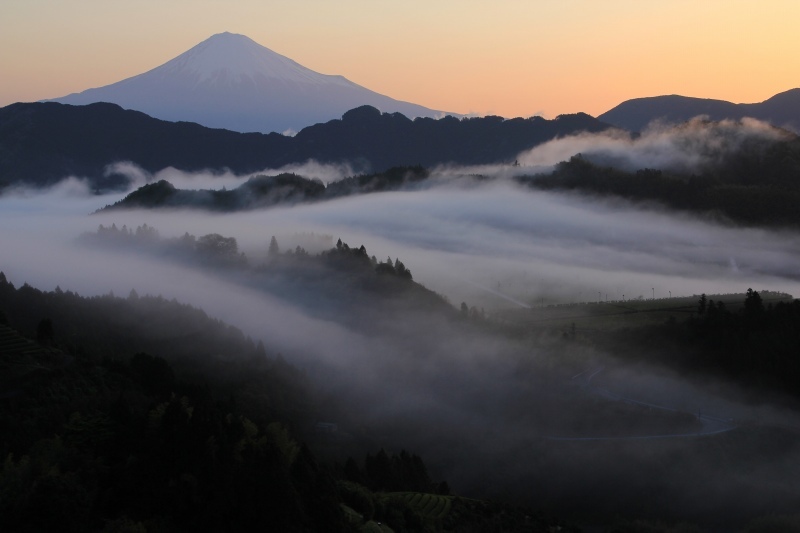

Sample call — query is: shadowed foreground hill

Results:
[0,272,350,532]
[0,101,610,190]
[0,270,567,532]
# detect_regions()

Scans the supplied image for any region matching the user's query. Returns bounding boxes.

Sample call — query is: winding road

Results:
[546,366,738,441]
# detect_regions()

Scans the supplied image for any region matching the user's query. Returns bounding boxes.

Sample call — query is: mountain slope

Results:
[599,88,800,133]
[0,102,611,189]
[50,32,445,134]
[0,102,292,188]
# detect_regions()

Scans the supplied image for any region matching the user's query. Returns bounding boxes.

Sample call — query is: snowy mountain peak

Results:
[156,32,350,88]
[50,33,446,134]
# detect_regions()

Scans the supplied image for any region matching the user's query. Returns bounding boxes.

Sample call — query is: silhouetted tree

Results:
[744,288,764,321]
[268,235,280,257]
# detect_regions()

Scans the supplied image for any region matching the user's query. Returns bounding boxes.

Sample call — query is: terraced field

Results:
[0,324,70,396]
[390,492,453,520]
[0,324,49,357]
[385,493,543,531]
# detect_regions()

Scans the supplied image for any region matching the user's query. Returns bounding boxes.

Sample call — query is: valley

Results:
[3,20,800,532]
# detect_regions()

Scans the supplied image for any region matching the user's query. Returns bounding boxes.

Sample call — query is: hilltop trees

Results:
[743,287,765,322]
[698,294,707,315]
[196,233,247,267]
[610,289,800,396]
[82,225,417,284]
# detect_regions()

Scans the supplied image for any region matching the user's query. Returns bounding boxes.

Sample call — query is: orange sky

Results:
[2,0,799,118]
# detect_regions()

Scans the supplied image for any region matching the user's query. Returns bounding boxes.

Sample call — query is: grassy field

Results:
[494,291,794,333]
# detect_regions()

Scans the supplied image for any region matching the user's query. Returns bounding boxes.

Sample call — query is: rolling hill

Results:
[599,88,800,133]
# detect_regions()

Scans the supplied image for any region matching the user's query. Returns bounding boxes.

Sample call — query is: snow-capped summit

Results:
[156,32,349,88]
[51,32,446,134]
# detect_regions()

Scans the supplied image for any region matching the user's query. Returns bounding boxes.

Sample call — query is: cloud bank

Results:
[517,116,791,173]
[102,159,358,193]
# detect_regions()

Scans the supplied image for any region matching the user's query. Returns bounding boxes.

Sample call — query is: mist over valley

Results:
[4,36,800,530]
[4,146,800,530]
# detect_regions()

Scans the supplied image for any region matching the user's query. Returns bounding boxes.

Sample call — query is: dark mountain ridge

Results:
[599,88,800,133]
[0,101,610,191]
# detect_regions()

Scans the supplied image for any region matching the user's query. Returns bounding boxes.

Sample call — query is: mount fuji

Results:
[50,32,447,134]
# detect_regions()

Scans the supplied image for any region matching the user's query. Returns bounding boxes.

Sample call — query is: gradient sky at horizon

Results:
[2,0,799,118]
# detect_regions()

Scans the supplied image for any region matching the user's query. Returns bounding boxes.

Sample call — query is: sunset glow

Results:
[2,0,799,118]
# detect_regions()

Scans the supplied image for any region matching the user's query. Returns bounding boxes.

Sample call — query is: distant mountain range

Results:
[49,32,447,134]
[599,89,800,133]
[0,102,609,190]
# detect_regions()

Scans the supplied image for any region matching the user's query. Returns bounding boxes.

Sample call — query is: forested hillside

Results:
[522,133,800,228]
[0,272,562,532]
[605,290,800,398]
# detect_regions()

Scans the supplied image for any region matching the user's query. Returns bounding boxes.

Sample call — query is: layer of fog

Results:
[4,176,800,527]
[103,159,358,191]
[18,177,799,308]
[5,177,800,382]
[515,116,792,173]
[5,180,800,422]
[5,177,800,381]
[270,182,800,307]
[425,118,792,186]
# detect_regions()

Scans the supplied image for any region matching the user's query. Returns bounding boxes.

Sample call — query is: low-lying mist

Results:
[517,116,792,173]
[4,165,800,529]
[45,177,800,306]
[102,159,360,191]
